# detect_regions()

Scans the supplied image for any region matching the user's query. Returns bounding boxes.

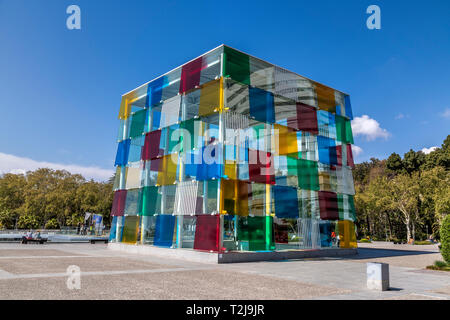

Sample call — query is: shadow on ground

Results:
[253,247,439,264]
[350,248,438,260]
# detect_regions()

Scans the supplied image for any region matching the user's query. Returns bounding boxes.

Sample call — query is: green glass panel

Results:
[345,120,354,144]
[335,115,354,144]
[129,109,147,138]
[224,46,250,85]
[237,216,274,251]
[142,186,160,216]
[207,180,218,213]
[348,195,356,221]
[122,216,140,244]
[297,159,320,191]
[252,123,266,140]
[180,118,198,152]
[287,156,298,176]
[335,115,346,142]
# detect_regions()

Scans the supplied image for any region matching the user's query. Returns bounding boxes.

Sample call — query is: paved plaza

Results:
[0,242,448,300]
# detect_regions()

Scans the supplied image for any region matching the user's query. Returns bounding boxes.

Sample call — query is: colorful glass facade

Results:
[110,45,357,252]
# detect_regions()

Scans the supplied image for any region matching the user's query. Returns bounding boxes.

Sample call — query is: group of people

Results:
[22,230,41,241]
[76,223,104,236]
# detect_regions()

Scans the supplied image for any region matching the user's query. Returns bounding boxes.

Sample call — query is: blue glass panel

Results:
[196,145,223,180]
[249,87,275,123]
[317,136,337,165]
[344,95,353,120]
[109,216,117,241]
[184,150,198,178]
[238,163,249,180]
[114,139,131,166]
[154,214,175,247]
[273,185,299,218]
[146,76,168,108]
[275,176,287,186]
[152,111,161,131]
[128,136,145,163]
[319,221,332,247]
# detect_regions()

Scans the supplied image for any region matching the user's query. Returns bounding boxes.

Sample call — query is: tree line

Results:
[0,136,448,240]
[354,135,450,242]
[0,168,113,229]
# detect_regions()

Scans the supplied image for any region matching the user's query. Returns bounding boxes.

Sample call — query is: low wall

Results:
[108,242,357,264]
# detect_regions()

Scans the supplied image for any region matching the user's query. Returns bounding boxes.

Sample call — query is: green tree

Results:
[403,149,425,175]
[386,152,404,175]
[0,173,27,229]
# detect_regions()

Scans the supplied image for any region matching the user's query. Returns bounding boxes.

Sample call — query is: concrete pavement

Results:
[0,242,448,300]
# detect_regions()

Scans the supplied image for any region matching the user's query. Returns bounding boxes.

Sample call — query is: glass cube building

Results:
[110,45,357,252]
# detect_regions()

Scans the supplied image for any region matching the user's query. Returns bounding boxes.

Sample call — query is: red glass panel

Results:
[319,191,339,220]
[346,144,354,167]
[336,145,342,166]
[274,221,289,243]
[179,57,203,94]
[111,190,127,216]
[193,214,220,252]
[248,149,275,184]
[296,103,318,134]
[142,130,163,161]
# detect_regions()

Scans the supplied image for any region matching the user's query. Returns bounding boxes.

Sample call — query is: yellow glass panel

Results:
[338,220,357,248]
[199,79,221,116]
[122,216,140,244]
[315,82,336,113]
[224,161,237,180]
[157,155,178,186]
[118,85,148,120]
[274,124,298,156]
[220,179,249,216]
[118,97,130,120]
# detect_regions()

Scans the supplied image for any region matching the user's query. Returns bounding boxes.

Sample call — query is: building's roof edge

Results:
[122,44,349,97]
[221,44,349,96]
[121,44,225,97]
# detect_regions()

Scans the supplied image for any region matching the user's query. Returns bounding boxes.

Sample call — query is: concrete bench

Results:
[90,239,109,244]
[21,238,47,245]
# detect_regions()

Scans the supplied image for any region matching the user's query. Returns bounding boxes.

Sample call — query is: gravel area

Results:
[0,242,448,300]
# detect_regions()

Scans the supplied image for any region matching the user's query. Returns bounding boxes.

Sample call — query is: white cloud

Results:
[421,146,438,154]
[351,115,390,141]
[0,152,113,181]
[351,145,363,158]
[440,108,450,119]
[395,113,409,120]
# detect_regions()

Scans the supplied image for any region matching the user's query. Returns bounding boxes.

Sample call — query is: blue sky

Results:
[0,0,449,180]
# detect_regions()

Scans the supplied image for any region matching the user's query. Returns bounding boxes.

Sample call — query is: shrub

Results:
[45,218,60,229]
[414,240,433,245]
[440,215,450,263]
[434,260,448,268]
[359,238,372,243]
